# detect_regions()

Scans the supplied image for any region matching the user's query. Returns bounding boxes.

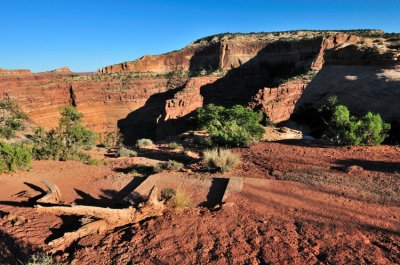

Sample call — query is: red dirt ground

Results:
[0,141,399,264]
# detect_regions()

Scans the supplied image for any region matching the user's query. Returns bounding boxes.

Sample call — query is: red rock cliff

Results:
[2,30,397,143]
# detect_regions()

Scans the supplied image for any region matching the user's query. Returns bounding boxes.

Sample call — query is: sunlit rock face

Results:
[1,30,398,142]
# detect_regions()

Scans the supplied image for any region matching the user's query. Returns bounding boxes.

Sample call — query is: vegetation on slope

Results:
[192,104,264,147]
[295,96,390,146]
[0,100,29,139]
[32,106,98,163]
[0,141,32,173]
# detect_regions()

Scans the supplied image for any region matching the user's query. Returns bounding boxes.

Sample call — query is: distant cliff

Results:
[1,30,399,143]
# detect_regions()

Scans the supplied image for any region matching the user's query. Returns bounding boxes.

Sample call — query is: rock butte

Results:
[0,30,399,143]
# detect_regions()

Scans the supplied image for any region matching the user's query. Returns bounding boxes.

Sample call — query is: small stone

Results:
[346,165,363,173]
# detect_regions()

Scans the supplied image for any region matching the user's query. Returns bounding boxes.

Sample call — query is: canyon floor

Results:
[0,140,399,264]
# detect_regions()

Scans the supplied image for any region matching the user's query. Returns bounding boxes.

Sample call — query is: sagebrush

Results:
[173,187,194,208]
[136,138,153,148]
[153,160,184,173]
[117,147,137,157]
[203,148,240,172]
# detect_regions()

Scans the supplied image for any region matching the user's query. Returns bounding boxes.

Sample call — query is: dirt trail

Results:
[0,142,399,264]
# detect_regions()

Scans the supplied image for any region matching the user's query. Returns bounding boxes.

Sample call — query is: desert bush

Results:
[0,126,15,139]
[152,162,164,173]
[203,148,240,172]
[165,160,184,171]
[117,147,137,157]
[136,138,153,148]
[0,141,32,173]
[0,100,28,139]
[192,104,264,147]
[153,160,184,173]
[321,97,390,145]
[32,106,98,162]
[173,187,194,208]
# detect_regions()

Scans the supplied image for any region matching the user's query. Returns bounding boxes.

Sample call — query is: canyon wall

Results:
[294,36,400,124]
[0,72,172,135]
[98,32,361,75]
[1,30,398,143]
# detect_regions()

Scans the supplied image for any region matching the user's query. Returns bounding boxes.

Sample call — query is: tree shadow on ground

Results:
[118,85,186,145]
[199,178,229,209]
[74,176,146,208]
[247,184,400,237]
[275,139,335,148]
[0,229,42,264]
[135,148,195,164]
[334,159,400,174]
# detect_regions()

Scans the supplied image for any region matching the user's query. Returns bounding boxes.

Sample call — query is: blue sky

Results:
[1,0,399,72]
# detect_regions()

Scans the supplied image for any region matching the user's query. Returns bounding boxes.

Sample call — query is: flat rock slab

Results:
[124,173,243,206]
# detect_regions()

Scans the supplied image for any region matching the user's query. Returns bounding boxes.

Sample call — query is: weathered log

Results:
[36,205,137,221]
[36,181,61,204]
[47,220,109,251]
[35,186,164,250]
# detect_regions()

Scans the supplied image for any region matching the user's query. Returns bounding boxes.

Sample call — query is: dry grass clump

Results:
[203,148,240,172]
[160,187,194,208]
[117,147,137,157]
[168,142,182,149]
[136,138,153,148]
[173,187,194,208]
[153,160,184,173]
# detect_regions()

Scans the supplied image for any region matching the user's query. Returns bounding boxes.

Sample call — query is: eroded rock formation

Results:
[249,80,309,123]
[1,30,398,143]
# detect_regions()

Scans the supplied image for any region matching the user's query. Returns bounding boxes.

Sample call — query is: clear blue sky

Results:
[1,0,399,72]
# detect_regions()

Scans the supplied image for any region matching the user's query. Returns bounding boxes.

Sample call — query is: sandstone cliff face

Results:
[0,72,172,135]
[294,65,400,123]
[2,31,398,143]
[163,77,217,120]
[249,80,308,123]
[0,68,32,76]
[294,35,400,124]
[98,32,361,74]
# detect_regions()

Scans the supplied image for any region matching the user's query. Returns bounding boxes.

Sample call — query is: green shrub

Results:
[0,141,32,173]
[0,126,15,139]
[192,104,264,147]
[322,97,390,145]
[136,138,154,148]
[359,112,390,145]
[117,147,137,157]
[203,148,240,172]
[0,100,28,139]
[32,106,98,162]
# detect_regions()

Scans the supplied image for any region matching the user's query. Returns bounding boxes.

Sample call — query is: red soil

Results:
[0,142,399,264]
